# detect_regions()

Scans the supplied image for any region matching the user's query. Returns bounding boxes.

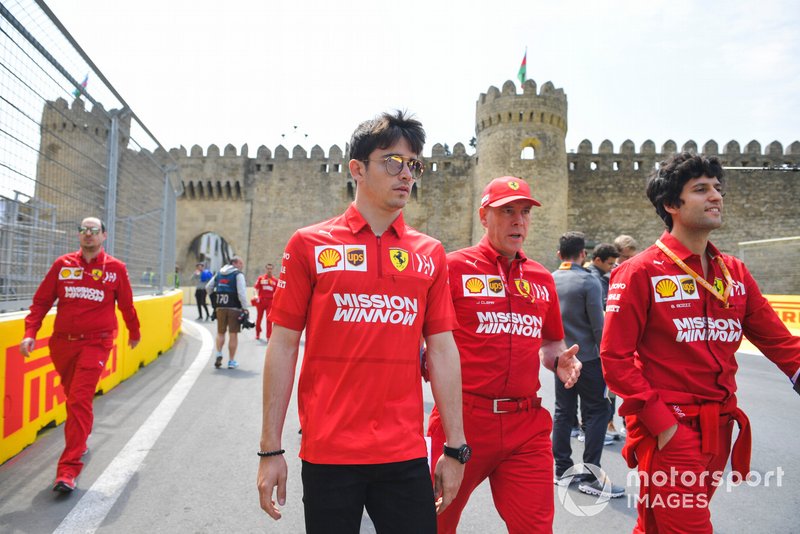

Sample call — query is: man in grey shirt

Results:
[552,232,623,498]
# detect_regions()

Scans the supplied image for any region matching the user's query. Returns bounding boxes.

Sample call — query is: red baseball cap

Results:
[480,176,541,208]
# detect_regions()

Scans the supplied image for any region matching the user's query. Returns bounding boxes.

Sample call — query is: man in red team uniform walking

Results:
[257,111,466,533]
[253,263,278,342]
[19,216,140,494]
[601,152,800,533]
[428,176,582,534]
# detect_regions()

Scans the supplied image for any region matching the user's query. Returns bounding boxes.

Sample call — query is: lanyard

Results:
[655,239,733,308]
[495,258,535,304]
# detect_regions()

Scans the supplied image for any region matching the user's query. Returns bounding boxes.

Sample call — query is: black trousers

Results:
[552,358,609,477]
[195,288,209,318]
[301,458,436,534]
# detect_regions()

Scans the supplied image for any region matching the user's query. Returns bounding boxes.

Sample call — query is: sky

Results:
[45,0,800,158]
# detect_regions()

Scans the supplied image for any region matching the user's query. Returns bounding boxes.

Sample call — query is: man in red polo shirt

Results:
[257,111,466,534]
[253,263,278,342]
[428,176,582,534]
[601,152,800,533]
[19,216,140,494]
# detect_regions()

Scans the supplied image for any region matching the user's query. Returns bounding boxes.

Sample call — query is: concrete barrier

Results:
[0,290,183,464]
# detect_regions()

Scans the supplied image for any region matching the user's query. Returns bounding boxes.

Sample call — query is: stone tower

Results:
[474,79,568,268]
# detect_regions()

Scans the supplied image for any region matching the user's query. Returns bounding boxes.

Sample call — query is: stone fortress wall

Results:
[37,80,800,293]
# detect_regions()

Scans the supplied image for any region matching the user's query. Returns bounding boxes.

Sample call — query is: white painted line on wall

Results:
[53,320,213,534]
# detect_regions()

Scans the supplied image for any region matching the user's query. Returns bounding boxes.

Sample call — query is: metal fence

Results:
[0,0,180,312]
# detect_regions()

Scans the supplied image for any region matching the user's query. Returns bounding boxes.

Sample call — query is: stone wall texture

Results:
[37,81,800,293]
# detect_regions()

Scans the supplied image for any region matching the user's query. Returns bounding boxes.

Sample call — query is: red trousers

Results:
[428,397,554,534]
[49,335,113,479]
[255,300,273,339]
[629,417,735,534]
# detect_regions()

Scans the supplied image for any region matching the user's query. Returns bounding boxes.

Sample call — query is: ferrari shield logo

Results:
[515,279,532,298]
[389,248,409,272]
[713,278,724,295]
[91,269,104,281]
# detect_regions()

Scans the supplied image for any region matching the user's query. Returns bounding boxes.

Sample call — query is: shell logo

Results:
[680,277,696,295]
[655,278,679,298]
[317,247,342,269]
[465,277,485,294]
[508,181,520,191]
[60,268,72,278]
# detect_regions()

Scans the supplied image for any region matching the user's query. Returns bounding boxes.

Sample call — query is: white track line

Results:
[53,319,213,534]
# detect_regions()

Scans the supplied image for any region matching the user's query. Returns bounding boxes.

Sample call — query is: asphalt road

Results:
[1,315,798,533]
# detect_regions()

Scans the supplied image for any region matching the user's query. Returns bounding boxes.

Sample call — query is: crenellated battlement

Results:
[569,138,800,173]
[475,79,568,135]
[41,97,130,143]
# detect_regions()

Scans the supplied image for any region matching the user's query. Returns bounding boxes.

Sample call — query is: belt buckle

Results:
[493,398,513,414]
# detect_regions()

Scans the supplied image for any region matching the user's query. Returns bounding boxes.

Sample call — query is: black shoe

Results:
[214,355,223,368]
[53,476,76,493]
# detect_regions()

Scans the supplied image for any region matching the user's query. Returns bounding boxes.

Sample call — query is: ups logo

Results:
[488,278,503,293]
[346,247,365,266]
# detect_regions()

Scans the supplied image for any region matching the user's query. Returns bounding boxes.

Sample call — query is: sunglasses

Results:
[363,155,424,179]
[78,226,102,235]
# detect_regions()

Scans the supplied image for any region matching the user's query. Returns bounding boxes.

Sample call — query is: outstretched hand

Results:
[557,344,581,388]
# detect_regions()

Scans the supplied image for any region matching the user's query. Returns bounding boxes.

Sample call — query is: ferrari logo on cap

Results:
[508,181,520,191]
[390,248,409,272]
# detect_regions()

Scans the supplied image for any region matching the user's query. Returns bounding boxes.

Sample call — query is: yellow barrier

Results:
[764,295,800,332]
[0,290,182,465]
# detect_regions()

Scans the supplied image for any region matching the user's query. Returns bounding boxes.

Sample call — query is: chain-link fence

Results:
[0,0,180,311]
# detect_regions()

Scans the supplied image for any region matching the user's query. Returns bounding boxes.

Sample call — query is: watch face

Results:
[460,445,472,463]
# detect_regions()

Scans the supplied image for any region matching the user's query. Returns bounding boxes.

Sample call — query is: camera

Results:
[238,309,255,330]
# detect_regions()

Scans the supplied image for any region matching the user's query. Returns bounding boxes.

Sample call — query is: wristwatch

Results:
[443,443,472,464]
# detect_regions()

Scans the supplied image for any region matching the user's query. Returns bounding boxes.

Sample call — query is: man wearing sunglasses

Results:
[427,176,582,533]
[258,111,465,533]
[19,216,140,494]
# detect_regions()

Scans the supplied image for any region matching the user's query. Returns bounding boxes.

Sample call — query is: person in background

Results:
[552,231,624,499]
[253,263,278,342]
[191,262,212,320]
[19,216,140,493]
[206,256,247,369]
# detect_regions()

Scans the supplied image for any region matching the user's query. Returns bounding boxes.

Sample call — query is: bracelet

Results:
[257,449,285,457]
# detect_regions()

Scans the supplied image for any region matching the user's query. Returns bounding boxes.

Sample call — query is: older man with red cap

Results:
[427,176,582,533]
